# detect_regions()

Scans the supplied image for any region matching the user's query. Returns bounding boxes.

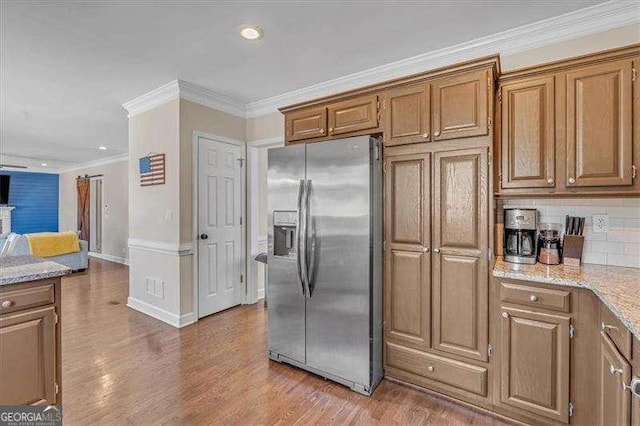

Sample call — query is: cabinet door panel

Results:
[328,95,378,136]
[599,331,631,426]
[433,254,487,361]
[385,84,430,146]
[384,150,431,351]
[385,250,430,351]
[501,76,555,189]
[566,59,633,187]
[286,107,327,142]
[0,306,56,405]
[432,69,489,141]
[432,148,488,362]
[500,307,570,423]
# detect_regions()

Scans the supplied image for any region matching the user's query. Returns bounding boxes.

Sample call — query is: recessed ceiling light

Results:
[98,146,107,150]
[239,25,263,41]
[41,163,48,167]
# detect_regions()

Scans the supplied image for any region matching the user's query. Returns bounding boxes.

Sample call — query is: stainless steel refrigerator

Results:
[267,135,383,396]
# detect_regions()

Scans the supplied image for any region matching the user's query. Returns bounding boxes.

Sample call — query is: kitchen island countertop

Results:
[0,255,71,285]
[493,257,640,341]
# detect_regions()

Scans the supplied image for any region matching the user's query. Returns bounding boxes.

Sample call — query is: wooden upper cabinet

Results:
[285,107,327,143]
[432,69,489,141]
[432,148,488,362]
[500,76,556,189]
[0,306,56,405]
[565,59,633,187]
[384,152,431,351]
[328,95,379,136]
[599,332,632,426]
[384,84,430,146]
[499,307,570,423]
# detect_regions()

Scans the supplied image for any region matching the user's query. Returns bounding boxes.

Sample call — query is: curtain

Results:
[77,177,90,244]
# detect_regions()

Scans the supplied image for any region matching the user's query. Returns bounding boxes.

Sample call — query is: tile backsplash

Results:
[499,198,640,268]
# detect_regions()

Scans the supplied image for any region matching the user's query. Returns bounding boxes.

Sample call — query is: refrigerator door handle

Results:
[305,179,315,298]
[296,179,306,296]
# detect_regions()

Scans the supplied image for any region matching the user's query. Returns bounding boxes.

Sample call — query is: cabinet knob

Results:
[529,294,538,302]
[434,131,440,137]
[1,300,12,308]
[320,128,324,134]
[568,177,576,184]
[427,365,434,372]
[433,248,440,253]
[422,247,430,253]
[329,127,334,133]
[601,322,617,332]
[547,179,554,185]
[628,377,640,398]
[502,312,509,319]
[422,132,429,139]
[610,365,623,375]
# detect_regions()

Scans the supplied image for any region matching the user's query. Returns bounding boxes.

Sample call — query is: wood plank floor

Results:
[61,258,510,425]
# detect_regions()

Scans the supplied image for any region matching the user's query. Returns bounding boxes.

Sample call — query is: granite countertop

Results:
[493,257,640,341]
[0,255,71,285]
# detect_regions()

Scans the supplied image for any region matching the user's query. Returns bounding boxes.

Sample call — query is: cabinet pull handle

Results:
[1,300,12,308]
[610,365,623,375]
[568,177,576,184]
[601,322,618,332]
[529,295,538,302]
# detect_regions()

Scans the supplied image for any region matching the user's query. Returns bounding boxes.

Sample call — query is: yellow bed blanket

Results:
[26,231,81,258]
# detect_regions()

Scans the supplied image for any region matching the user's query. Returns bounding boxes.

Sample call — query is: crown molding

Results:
[122,80,247,118]
[244,1,639,117]
[121,1,638,120]
[57,153,129,174]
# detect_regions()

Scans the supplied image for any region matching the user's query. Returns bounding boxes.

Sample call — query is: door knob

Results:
[200,233,209,240]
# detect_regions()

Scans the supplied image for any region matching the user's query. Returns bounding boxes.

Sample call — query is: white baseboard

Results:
[257,288,265,300]
[89,251,129,265]
[127,296,197,328]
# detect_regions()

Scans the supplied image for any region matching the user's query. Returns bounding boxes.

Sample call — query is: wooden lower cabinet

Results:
[497,307,571,423]
[599,331,632,425]
[0,279,61,405]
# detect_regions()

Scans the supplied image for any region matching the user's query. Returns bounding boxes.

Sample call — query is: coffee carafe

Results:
[537,223,562,265]
[504,209,537,264]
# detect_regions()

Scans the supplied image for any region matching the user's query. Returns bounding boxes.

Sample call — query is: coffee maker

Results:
[504,209,537,264]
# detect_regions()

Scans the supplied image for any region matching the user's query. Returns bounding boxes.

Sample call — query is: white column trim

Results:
[127,238,193,256]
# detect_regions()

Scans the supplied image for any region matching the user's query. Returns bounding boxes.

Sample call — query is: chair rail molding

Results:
[127,238,193,256]
[120,1,639,119]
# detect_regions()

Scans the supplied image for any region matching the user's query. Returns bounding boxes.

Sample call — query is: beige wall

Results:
[502,23,640,71]
[129,99,181,244]
[59,159,129,261]
[246,111,283,142]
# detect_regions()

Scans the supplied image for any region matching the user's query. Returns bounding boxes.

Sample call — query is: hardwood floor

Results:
[61,258,510,425]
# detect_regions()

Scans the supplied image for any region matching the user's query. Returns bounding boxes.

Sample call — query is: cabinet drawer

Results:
[386,342,487,396]
[500,281,571,312]
[600,304,632,360]
[0,283,55,314]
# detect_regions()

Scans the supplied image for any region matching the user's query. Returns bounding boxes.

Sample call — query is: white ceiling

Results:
[0,0,618,170]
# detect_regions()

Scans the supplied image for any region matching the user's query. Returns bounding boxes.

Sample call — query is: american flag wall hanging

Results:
[139,153,166,186]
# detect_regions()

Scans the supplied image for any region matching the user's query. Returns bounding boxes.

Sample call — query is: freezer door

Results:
[304,136,374,387]
[267,144,306,363]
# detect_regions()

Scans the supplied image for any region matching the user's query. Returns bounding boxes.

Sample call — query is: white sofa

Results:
[1,233,89,271]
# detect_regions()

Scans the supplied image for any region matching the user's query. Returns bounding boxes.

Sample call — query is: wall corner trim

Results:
[127,238,194,256]
[127,296,197,328]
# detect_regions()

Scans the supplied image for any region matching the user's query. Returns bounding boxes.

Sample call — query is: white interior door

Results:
[198,137,243,318]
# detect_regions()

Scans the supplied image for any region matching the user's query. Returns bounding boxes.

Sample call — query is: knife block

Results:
[563,235,585,267]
